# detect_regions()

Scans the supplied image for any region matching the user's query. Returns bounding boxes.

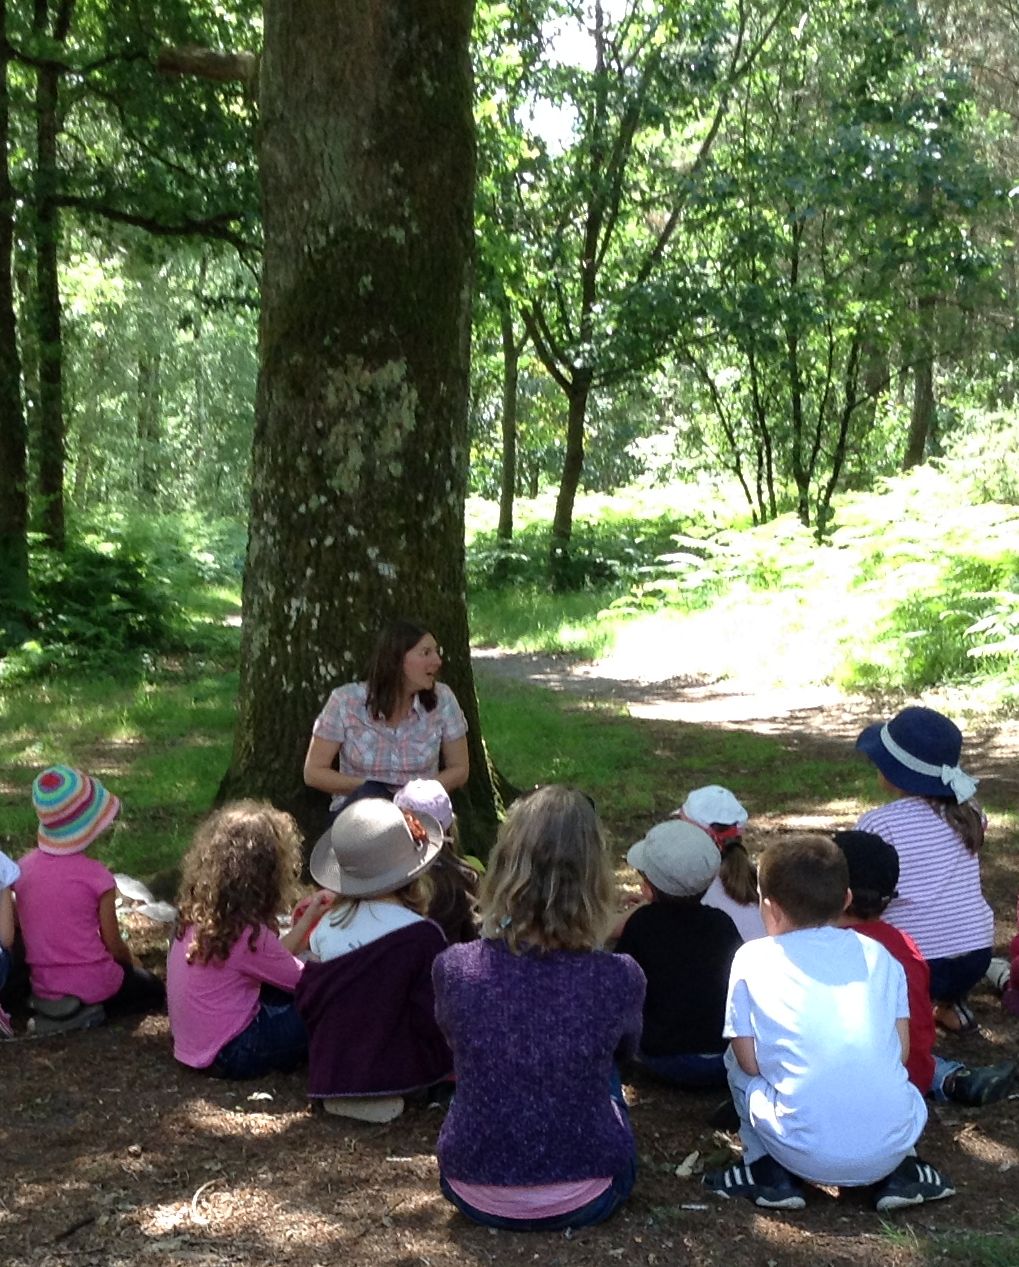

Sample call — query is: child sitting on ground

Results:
[986,893,1019,1018]
[834,831,1014,1105]
[0,849,18,1037]
[393,779,479,943]
[703,834,952,1213]
[14,765,165,1034]
[433,785,645,1231]
[295,799,452,1123]
[856,706,992,1035]
[615,819,742,1088]
[675,785,764,941]
[167,802,330,1078]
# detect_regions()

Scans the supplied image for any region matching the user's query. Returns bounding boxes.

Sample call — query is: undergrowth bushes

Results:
[0,513,245,681]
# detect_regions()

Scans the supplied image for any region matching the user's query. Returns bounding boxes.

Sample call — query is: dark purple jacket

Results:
[433,938,646,1185]
[295,920,451,1097]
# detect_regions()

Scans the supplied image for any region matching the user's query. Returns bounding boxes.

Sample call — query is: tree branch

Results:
[53,194,258,254]
[155,44,259,87]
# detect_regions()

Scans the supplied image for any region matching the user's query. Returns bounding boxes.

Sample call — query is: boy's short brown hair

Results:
[758,834,849,928]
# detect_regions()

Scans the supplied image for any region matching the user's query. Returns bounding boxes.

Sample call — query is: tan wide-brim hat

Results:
[310,799,443,897]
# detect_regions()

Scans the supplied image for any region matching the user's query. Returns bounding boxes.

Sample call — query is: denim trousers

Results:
[927,947,992,1003]
[637,1048,727,1089]
[213,992,307,1080]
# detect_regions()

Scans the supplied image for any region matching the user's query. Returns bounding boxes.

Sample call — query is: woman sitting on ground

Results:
[303,619,469,817]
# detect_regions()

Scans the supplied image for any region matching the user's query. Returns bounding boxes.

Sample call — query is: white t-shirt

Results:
[725,926,927,1185]
[702,877,765,941]
[310,900,424,962]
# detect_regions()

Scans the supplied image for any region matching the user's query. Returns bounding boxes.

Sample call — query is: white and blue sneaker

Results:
[872,1156,955,1212]
[703,1155,806,1210]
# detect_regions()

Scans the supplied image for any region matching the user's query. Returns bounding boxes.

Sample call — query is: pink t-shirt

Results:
[167,924,304,1068]
[14,849,124,1003]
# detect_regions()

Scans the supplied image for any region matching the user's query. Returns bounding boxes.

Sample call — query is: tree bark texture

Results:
[223,0,500,849]
[32,0,74,551]
[550,374,591,587]
[0,0,30,615]
[496,295,518,542]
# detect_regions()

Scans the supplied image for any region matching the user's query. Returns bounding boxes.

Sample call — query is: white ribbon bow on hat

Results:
[879,725,979,803]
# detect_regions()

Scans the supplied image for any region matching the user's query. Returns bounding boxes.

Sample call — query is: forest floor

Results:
[3,650,1018,1267]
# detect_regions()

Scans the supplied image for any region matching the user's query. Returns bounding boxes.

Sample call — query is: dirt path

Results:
[4,655,1019,1267]
[472,647,1019,804]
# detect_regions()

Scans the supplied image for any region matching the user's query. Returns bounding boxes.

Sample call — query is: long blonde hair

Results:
[480,785,613,953]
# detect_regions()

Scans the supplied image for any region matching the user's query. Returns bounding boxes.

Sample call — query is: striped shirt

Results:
[856,798,993,961]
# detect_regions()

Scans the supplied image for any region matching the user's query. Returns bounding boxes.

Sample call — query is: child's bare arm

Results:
[730,1034,760,1076]
[281,890,333,954]
[99,889,136,967]
[896,1017,910,1066]
[0,887,14,949]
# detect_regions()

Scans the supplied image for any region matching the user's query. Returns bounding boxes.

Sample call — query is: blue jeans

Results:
[930,1054,964,1102]
[0,946,10,995]
[438,1073,636,1231]
[637,1049,727,1089]
[928,948,991,1003]
[213,992,306,1080]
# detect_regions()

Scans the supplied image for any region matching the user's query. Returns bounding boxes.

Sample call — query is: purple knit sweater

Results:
[433,938,646,1186]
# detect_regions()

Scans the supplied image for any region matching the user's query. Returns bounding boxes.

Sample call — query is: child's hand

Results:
[292,888,332,925]
[282,890,334,955]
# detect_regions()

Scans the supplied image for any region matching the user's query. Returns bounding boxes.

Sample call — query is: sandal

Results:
[934,1000,979,1035]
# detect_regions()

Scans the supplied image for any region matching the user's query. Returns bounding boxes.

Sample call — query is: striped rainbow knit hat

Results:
[33,765,121,855]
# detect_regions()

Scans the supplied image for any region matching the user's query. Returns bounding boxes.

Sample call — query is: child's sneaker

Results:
[986,957,1011,994]
[703,1154,806,1210]
[27,1003,105,1036]
[0,1003,14,1039]
[322,1095,404,1123]
[948,1061,1016,1107]
[872,1156,955,1212]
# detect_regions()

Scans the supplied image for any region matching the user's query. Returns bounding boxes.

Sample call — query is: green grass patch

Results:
[0,664,238,874]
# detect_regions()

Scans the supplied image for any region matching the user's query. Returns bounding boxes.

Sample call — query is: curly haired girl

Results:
[167,801,331,1079]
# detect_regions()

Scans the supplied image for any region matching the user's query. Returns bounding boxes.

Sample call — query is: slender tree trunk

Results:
[904,305,935,469]
[550,372,591,587]
[0,0,30,617]
[221,0,499,850]
[32,0,75,550]
[496,294,518,542]
[136,348,161,499]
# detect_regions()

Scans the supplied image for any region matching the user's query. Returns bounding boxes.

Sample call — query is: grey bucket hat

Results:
[310,799,443,897]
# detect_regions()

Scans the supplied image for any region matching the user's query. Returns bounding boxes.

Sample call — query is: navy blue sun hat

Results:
[856,706,978,803]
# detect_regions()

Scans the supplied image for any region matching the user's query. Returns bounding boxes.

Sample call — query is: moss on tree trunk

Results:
[221,0,500,852]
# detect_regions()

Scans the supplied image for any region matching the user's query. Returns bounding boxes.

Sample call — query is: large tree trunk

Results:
[0,0,30,618]
[221,0,500,851]
[32,0,74,551]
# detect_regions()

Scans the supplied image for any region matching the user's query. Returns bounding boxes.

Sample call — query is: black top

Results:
[615,901,743,1057]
